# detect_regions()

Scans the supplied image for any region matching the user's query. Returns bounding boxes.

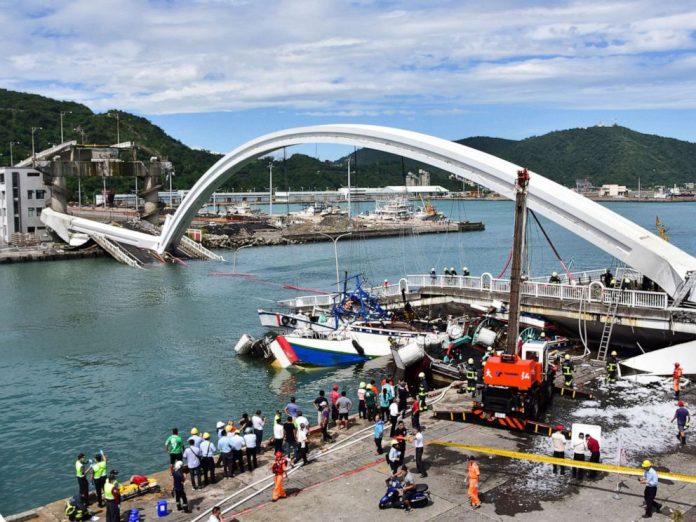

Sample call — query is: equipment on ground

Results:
[64,495,91,521]
[378,478,431,510]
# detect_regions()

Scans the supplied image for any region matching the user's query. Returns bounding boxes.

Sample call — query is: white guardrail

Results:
[280,272,669,311]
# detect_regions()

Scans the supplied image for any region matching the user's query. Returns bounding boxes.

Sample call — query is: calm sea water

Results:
[1,200,695,514]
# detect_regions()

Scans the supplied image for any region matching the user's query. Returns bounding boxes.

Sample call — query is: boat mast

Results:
[505,167,530,355]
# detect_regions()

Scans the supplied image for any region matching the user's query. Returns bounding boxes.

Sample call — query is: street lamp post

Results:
[60,111,72,143]
[30,127,42,166]
[9,141,19,166]
[318,232,352,293]
[347,157,352,222]
[268,162,273,217]
[233,244,252,272]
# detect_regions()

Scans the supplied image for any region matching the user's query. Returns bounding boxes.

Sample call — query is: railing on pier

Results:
[404,274,669,310]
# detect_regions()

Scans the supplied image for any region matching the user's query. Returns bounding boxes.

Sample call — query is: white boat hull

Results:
[234,334,254,355]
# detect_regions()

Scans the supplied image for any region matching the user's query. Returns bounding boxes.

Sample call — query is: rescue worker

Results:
[481,346,494,364]
[92,452,107,507]
[462,266,470,277]
[621,276,631,290]
[639,460,662,518]
[383,279,389,289]
[104,469,120,522]
[606,351,619,382]
[430,267,436,281]
[75,453,89,507]
[466,455,481,508]
[562,354,575,388]
[417,372,428,411]
[673,362,683,399]
[549,271,561,284]
[199,432,216,485]
[465,358,477,396]
[172,460,188,512]
[443,266,451,277]
[602,268,613,287]
[271,451,288,501]
[672,400,691,445]
[450,266,457,276]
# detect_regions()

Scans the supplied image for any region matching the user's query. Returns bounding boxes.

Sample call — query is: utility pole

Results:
[31,127,42,166]
[347,157,352,222]
[268,162,273,217]
[60,111,72,143]
[505,167,530,355]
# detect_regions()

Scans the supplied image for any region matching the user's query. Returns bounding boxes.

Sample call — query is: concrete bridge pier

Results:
[46,164,68,214]
[140,170,160,225]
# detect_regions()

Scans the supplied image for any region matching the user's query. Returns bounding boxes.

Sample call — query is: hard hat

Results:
[384,279,388,282]
[552,271,558,277]
[418,372,425,378]
[641,460,652,468]
[174,460,184,471]
[555,424,564,431]
[451,267,455,271]
[487,346,493,352]
[391,440,399,446]
[468,358,474,364]
[225,425,233,433]
[678,400,684,407]
[216,421,225,429]
[359,381,366,388]
[203,432,210,439]
[431,267,435,271]
[443,266,447,270]
[190,427,199,435]
[610,351,617,356]
[540,331,546,338]
[564,354,571,360]
[463,266,468,271]
[275,451,283,458]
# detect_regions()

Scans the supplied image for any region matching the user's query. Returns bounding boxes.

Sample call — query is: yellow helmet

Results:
[611,351,617,356]
[360,382,366,388]
[641,460,652,468]
[203,432,210,439]
[391,439,399,446]
[190,427,199,435]
[225,425,233,433]
[564,354,571,360]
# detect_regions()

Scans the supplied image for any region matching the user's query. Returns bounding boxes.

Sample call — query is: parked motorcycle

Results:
[378,477,431,509]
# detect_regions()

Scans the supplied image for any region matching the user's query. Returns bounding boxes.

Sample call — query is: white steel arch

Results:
[158,124,696,298]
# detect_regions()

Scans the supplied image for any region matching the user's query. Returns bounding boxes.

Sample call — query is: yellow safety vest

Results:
[75,460,85,478]
[104,479,118,500]
[93,460,107,479]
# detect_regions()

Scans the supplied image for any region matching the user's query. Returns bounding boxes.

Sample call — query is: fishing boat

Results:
[233,333,275,359]
[268,329,390,368]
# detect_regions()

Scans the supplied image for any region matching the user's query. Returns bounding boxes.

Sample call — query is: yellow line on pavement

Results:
[430,441,696,484]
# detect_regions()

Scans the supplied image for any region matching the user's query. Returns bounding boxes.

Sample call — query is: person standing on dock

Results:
[183,439,202,489]
[165,428,184,473]
[314,390,328,426]
[586,433,601,478]
[243,427,258,469]
[606,351,619,383]
[562,355,575,388]
[550,425,567,475]
[252,410,265,452]
[271,451,288,501]
[336,390,353,430]
[172,461,188,513]
[639,460,662,518]
[397,380,409,416]
[571,433,587,480]
[75,453,90,507]
[395,421,408,466]
[285,396,299,420]
[413,427,427,478]
[230,429,247,473]
[200,432,216,486]
[465,358,477,396]
[374,415,385,454]
[673,362,683,400]
[320,404,331,442]
[283,416,298,463]
[103,469,120,522]
[387,440,401,474]
[357,382,367,419]
[218,427,233,478]
[366,381,377,420]
[389,398,400,437]
[672,401,691,445]
[417,372,429,412]
[466,455,481,509]
[91,452,107,507]
[330,384,340,424]
[411,395,421,431]
[297,423,309,466]
[273,417,284,454]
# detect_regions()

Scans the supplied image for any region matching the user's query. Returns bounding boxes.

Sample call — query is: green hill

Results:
[2,88,696,197]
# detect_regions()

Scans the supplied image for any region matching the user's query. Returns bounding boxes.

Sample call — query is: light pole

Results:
[74,126,86,144]
[268,162,273,217]
[233,244,252,272]
[9,141,19,166]
[60,111,72,143]
[318,232,352,292]
[31,127,42,166]
[168,171,175,208]
[347,157,352,222]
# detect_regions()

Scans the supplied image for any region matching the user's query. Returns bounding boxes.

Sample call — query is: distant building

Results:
[0,167,51,243]
[575,178,595,194]
[598,184,628,197]
[405,169,431,187]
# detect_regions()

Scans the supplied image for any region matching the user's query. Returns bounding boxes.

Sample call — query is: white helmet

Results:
[431,267,435,271]
[552,271,558,277]
[564,354,571,360]
[487,346,493,352]
[463,266,468,272]
[468,358,474,364]
[451,267,455,271]
[418,372,425,378]
[611,351,617,356]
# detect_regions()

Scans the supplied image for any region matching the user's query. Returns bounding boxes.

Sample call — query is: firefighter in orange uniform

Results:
[673,362,683,399]
[467,455,481,508]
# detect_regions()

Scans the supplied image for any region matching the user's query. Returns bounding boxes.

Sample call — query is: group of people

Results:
[73,452,120,522]
[430,266,471,279]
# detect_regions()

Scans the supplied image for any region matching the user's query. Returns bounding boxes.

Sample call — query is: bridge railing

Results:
[404,274,669,310]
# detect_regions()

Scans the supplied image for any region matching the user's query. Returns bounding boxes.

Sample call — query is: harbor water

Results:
[1,200,695,515]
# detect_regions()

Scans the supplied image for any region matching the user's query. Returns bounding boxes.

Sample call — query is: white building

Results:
[598,184,628,197]
[0,167,51,243]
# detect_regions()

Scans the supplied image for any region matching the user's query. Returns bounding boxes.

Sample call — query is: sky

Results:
[1,0,696,158]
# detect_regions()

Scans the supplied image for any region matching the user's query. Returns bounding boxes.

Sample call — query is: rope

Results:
[529,210,571,280]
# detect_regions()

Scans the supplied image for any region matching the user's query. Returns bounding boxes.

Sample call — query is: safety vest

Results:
[466,366,477,380]
[104,479,118,500]
[562,364,573,376]
[418,385,427,397]
[93,460,107,479]
[75,460,85,478]
[607,361,617,372]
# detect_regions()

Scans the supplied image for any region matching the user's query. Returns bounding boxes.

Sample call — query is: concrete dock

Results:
[14,377,695,522]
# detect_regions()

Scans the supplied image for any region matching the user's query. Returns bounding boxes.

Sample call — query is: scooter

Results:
[379,477,432,509]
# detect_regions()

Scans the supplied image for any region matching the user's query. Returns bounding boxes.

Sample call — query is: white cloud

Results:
[0,0,695,115]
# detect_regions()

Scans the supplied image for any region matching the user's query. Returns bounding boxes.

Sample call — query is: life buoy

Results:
[290,318,298,326]
[281,316,290,326]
